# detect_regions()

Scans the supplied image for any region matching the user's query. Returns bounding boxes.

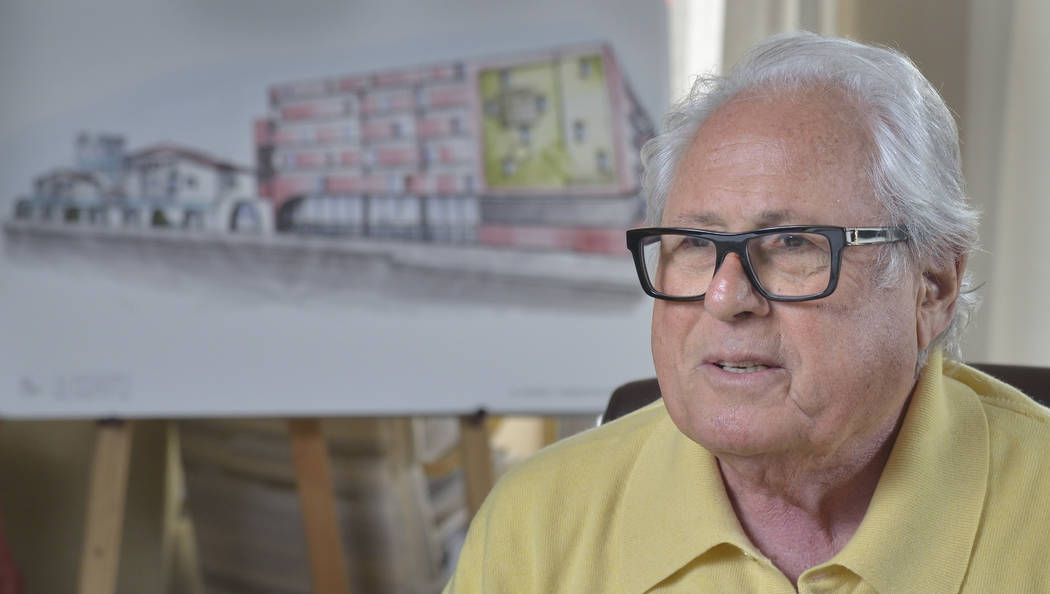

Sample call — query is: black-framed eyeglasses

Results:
[626,226,908,302]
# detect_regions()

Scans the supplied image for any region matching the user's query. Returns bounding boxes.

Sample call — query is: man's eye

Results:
[776,234,810,249]
[681,236,713,249]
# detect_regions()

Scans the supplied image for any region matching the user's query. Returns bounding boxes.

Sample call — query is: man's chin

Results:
[671,410,799,458]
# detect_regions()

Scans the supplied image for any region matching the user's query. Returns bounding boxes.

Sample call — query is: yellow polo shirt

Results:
[444,351,1050,593]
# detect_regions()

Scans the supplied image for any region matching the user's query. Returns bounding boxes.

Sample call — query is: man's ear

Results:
[916,254,966,351]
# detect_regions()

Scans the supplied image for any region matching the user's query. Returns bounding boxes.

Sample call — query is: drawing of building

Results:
[75,132,126,191]
[23,168,109,224]
[8,42,653,266]
[12,135,271,233]
[123,145,260,229]
[255,43,654,253]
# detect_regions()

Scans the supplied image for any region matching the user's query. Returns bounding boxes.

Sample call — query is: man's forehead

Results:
[662,90,879,227]
[694,89,868,163]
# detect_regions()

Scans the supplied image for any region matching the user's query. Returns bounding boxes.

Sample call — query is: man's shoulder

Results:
[943,363,1050,590]
[446,402,673,591]
[504,399,669,481]
[979,389,1050,437]
[485,400,669,511]
[945,362,1050,500]
[946,362,1050,439]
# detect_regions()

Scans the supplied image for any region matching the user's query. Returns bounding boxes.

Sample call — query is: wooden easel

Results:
[76,415,498,593]
[77,418,359,594]
[287,419,352,594]
[77,420,134,594]
[458,411,495,516]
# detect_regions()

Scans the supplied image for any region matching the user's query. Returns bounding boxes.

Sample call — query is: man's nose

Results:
[703,252,771,320]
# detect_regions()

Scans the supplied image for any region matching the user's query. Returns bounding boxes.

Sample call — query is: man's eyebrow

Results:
[665,208,800,229]
[752,209,798,227]
[666,213,725,228]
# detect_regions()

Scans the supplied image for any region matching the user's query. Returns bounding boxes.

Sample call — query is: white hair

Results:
[641,32,980,361]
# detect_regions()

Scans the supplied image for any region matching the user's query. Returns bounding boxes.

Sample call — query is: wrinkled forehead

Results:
[664,88,882,228]
[697,88,872,173]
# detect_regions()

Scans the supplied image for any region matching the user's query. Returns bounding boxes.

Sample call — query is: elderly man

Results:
[445,33,1050,592]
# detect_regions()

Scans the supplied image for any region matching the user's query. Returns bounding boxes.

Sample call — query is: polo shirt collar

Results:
[828,350,989,592]
[618,351,990,593]
[619,405,755,592]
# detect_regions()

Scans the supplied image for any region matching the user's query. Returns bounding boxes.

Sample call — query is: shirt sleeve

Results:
[442,495,493,593]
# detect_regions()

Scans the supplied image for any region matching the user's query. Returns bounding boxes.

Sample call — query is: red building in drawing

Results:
[254,43,654,254]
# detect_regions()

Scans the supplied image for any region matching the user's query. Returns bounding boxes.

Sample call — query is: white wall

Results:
[985,0,1050,365]
[960,0,1016,364]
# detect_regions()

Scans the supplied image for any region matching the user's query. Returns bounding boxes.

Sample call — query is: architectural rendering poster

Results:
[0,0,669,418]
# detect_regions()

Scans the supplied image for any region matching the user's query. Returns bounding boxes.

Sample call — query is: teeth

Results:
[717,362,769,373]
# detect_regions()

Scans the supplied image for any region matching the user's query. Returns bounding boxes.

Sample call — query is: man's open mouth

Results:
[716,362,770,374]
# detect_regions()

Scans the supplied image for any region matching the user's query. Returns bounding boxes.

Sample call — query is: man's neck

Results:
[715,410,904,584]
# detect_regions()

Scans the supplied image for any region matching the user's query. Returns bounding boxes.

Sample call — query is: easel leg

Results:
[542,417,560,447]
[458,412,494,517]
[287,419,351,594]
[78,420,134,594]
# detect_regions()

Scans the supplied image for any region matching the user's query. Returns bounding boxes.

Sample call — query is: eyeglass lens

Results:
[641,232,833,298]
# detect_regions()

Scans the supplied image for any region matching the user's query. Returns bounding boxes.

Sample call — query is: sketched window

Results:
[578,58,592,79]
[573,119,586,143]
[597,150,610,172]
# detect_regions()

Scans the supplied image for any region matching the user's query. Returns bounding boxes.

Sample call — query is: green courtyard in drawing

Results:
[480,53,617,192]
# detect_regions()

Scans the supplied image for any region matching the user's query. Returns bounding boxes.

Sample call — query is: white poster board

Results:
[0,0,668,418]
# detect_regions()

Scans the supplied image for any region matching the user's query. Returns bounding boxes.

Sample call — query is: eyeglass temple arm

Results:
[845,227,907,245]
